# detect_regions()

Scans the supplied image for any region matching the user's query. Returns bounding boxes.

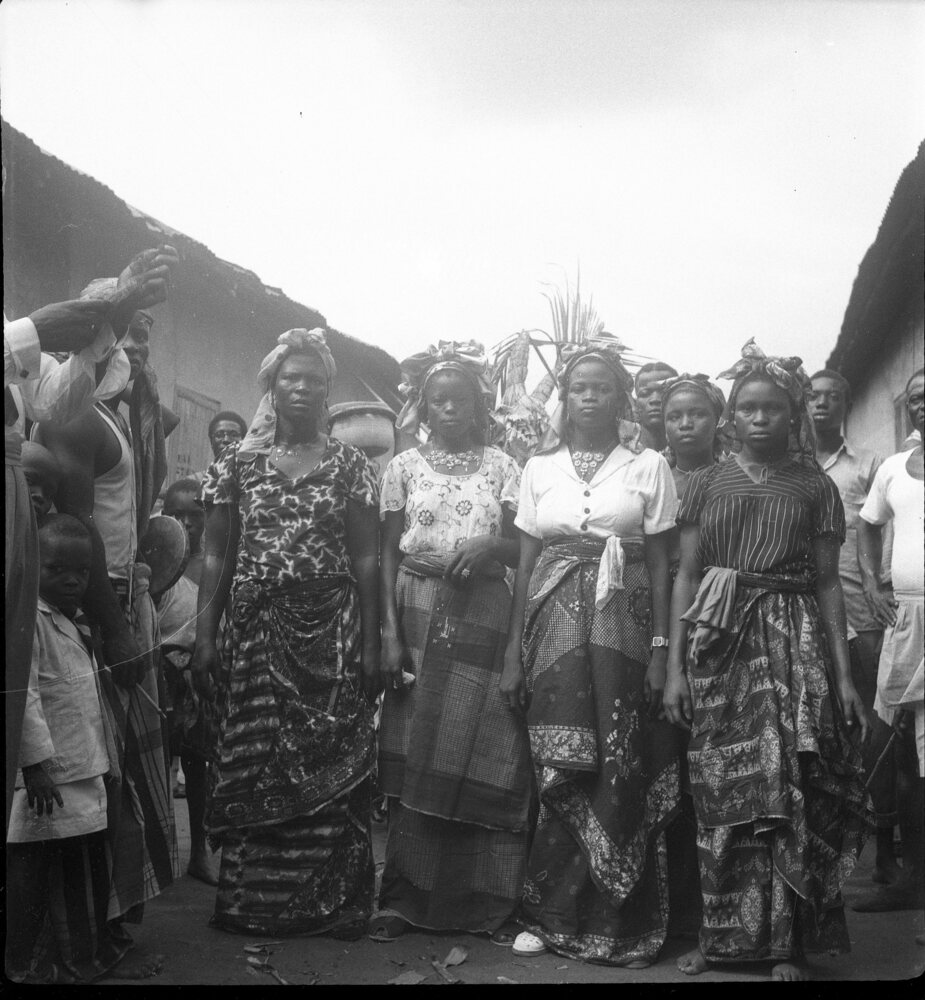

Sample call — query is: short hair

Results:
[634,362,678,392]
[809,369,852,405]
[164,478,203,507]
[906,367,925,395]
[208,410,248,439]
[38,513,91,546]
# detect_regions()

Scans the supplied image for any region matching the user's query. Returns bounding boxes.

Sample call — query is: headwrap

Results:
[538,335,638,453]
[395,340,494,439]
[660,372,729,463]
[238,328,337,459]
[717,337,816,464]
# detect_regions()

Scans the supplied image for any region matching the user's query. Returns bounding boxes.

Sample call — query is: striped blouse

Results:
[677,457,845,582]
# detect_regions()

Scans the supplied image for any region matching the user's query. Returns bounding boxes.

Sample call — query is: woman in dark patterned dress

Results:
[502,336,682,967]
[192,329,381,938]
[665,340,872,982]
[369,341,533,942]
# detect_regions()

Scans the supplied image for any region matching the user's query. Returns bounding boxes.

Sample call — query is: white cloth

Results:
[157,574,198,652]
[4,316,129,431]
[859,450,924,596]
[515,445,678,541]
[18,599,110,782]
[7,776,108,842]
[380,446,520,555]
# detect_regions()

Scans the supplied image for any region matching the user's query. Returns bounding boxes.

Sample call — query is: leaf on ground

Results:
[244,945,273,954]
[388,970,428,985]
[431,961,461,984]
[246,967,261,978]
[247,956,270,967]
[496,976,519,984]
[442,946,469,967]
[556,964,568,970]
[385,957,407,967]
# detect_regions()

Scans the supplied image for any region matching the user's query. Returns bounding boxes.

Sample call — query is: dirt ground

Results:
[104,804,924,987]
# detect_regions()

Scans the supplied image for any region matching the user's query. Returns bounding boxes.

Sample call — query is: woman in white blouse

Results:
[502,337,682,967]
[369,342,533,944]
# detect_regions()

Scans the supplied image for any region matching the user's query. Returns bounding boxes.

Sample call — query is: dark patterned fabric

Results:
[201,439,379,586]
[377,565,533,931]
[208,579,376,832]
[212,780,374,936]
[520,538,682,965]
[378,801,529,933]
[7,833,131,983]
[677,458,845,581]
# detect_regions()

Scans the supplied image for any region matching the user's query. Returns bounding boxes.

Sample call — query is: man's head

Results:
[634,361,678,432]
[123,310,153,381]
[21,441,63,522]
[208,411,247,459]
[162,478,205,555]
[38,514,92,617]
[907,367,924,438]
[808,369,851,436]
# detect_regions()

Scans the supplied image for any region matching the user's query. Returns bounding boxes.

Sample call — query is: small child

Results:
[21,441,63,522]
[5,515,127,983]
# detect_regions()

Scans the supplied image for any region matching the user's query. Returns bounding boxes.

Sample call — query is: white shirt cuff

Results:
[4,317,41,383]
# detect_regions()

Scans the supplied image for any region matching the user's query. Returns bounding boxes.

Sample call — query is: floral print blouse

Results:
[380,446,520,555]
[202,439,379,586]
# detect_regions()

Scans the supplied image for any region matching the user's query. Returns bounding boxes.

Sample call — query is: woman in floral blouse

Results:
[192,329,381,939]
[369,342,533,943]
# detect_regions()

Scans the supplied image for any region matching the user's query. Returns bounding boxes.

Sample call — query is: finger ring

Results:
[461,568,471,579]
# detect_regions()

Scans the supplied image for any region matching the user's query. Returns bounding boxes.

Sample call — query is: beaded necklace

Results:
[426,448,481,473]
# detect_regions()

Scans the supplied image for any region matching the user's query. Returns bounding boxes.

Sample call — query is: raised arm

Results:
[345,499,381,701]
[814,535,871,742]
[500,529,543,714]
[192,503,239,697]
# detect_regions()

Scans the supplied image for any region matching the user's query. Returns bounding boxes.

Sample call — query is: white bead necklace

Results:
[427,448,481,472]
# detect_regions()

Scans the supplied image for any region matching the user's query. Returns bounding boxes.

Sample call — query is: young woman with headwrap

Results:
[191,329,381,938]
[664,339,872,982]
[369,341,533,942]
[659,372,728,940]
[501,336,682,967]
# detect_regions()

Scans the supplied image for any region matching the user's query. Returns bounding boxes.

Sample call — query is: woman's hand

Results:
[444,536,499,585]
[500,644,528,715]
[644,648,667,719]
[380,629,412,692]
[191,643,219,700]
[862,581,897,629]
[663,669,693,730]
[837,679,872,744]
[22,762,64,817]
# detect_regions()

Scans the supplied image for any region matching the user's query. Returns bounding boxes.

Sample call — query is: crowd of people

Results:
[4,232,924,982]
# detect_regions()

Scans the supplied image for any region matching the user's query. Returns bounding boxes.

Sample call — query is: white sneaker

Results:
[512,931,548,957]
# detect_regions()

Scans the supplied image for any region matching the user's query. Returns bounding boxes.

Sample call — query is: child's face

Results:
[163,491,205,554]
[39,535,92,616]
[24,469,56,520]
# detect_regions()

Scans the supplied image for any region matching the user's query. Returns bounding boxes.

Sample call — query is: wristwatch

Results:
[650,636,669,648]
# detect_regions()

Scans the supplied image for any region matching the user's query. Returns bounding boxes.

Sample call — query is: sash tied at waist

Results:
[400,551,506,579]
[682,565,813,665]
[534,535,645,611]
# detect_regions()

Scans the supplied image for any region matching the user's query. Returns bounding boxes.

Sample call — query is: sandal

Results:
[490,922,521,947]
[511,931,547,957]
[367,915,408,942]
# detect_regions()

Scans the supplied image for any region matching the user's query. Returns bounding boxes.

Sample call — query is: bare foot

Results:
[677,947,708,975]
[108,952,165,979]
[187,850,220,886]
[771,961,809,982]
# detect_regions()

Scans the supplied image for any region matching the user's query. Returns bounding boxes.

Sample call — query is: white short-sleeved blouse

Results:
[515,445,678,541]
[380,447,521,555]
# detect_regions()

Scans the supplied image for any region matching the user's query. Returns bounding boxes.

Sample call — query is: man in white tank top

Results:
[39,309,178,970]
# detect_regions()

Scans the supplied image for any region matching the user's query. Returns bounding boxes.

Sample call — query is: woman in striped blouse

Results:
[664,340,871,982]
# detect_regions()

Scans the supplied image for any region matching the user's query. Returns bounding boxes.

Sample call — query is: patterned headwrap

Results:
[538,335,638,453]
[396,340,494,439]
[239,328,337,458]
[717,338,816,464]
[660,372,729,463]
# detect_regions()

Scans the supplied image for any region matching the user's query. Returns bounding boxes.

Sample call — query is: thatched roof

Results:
[826,140,925,385]
[1,117,401,408]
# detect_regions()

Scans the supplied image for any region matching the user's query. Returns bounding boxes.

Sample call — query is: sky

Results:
[1,0,923,383]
